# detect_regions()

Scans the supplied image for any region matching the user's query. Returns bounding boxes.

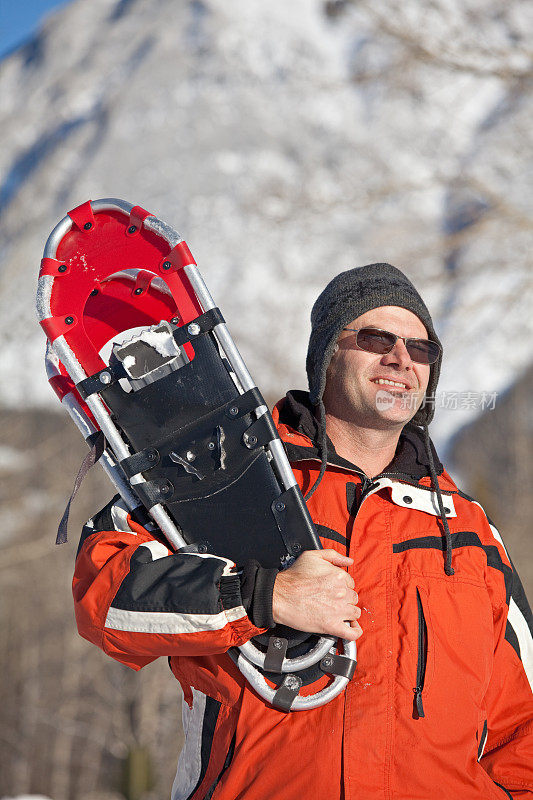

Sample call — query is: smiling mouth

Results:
[371,378,412,390]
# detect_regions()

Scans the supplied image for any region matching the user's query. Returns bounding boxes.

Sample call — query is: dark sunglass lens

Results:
[406,340,440,364]
[356,328,396,354]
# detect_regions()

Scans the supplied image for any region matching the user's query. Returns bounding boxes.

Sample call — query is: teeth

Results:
[374,379,408,388]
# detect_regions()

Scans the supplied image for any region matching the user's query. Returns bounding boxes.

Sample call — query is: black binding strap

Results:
[133,478,174,509]
[242,414,279,449]
[172,308,225,346]
[320,653,357,681]
[56,431,105,544]
[263,636,288,672]
[272,674,302,712]
[76,363,127,399]
[76,309,225,400]
[120,447,160,479]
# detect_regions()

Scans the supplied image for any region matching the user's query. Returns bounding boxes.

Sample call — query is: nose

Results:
[380,338,413,370]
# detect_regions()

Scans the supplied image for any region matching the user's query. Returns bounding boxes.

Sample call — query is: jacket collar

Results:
[273,389,446,485]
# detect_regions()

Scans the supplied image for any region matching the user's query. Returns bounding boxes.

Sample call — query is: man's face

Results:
[322,306,432,430]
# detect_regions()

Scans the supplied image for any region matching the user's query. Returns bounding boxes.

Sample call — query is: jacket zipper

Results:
[346,474,378,519]
[413,588,428,719]
[359,474,376,504]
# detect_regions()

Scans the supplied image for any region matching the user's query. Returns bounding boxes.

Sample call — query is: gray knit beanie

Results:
[306,263,442,426]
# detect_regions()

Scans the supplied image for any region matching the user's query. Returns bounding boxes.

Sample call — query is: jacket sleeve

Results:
[73,496,269,671]
[478,519,533,798]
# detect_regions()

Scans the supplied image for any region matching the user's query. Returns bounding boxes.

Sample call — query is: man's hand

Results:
[272,550,362,642]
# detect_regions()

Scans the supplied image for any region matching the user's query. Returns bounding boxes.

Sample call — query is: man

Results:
[74,263,533,799]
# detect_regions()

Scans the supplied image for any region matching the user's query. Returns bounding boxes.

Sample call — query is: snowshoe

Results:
[36,198,356,710]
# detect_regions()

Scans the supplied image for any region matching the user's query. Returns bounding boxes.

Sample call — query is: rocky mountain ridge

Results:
[0,0,531,451]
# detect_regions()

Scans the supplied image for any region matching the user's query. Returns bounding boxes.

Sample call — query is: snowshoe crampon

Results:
[36,198,356,710]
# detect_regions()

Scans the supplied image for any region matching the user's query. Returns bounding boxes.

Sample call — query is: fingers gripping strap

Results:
[56,431,105,544]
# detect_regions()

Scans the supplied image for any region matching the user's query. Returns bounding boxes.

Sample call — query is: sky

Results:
[0,0,70,59]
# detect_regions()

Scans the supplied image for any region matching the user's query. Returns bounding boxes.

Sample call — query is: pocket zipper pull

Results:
[413,686,425,718]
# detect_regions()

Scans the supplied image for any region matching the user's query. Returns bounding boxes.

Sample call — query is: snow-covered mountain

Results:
[0,0,531,449]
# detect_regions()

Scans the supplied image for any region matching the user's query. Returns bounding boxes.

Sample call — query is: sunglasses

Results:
[342,327,441,365]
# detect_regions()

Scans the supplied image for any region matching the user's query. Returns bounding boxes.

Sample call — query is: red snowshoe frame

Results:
[36,198,356,710]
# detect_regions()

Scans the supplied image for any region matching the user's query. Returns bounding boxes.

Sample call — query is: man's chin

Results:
[373,389,420,427]
[375,409,416,428]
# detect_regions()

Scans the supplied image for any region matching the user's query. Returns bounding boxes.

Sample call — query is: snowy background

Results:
[0,1,531,799]
[0,0,531,445]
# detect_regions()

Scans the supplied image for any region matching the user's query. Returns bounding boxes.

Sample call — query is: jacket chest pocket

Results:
[396,584,435,718]
[395,577,494,720]
[413,588,429,719]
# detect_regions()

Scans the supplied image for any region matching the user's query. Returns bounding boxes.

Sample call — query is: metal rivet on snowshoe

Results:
[65,316,74,325]
[444,507,451,514]
[134,288,143,295]
[272,638,284,650]
[187,322,201,336]
[162,261,171,270]
[322,656,334,669]
[171,317,179,324]
[244,434,258,448]
[283,675,301,691]
[229,406,239,416]
[292,543,302,554]
[128,225,137,234]
[83,222,92,230]
[186,451,196,462]
[99,372,112,385]
[207,442,215,450]
[275,501,285,512]
[90,288,99,296]
[147,450,157,461]
[403,495,413,504]
[161,482,171,495]
[58,264,67,273]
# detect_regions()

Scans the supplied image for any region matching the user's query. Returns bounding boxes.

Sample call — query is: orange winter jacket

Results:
[73,391,533,800]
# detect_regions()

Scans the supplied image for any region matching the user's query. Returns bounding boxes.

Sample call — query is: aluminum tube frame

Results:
[238,635,336,672]
[45,345,140,512]
[236,639,357,711]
